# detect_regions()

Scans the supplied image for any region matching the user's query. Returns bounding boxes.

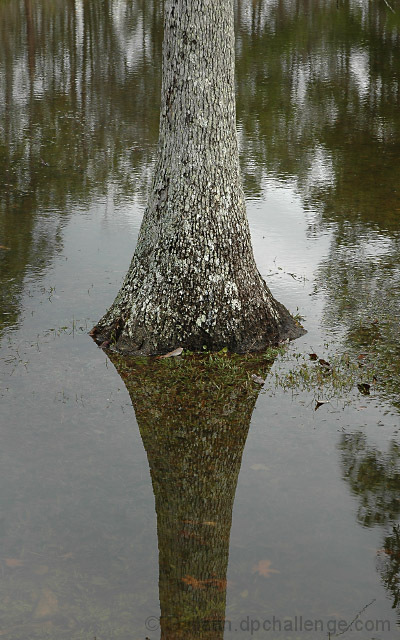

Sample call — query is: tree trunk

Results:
[94,0,304,355]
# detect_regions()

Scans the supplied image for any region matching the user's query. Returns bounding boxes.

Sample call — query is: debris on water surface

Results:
[159,347,183,359]
[251,374,265,385]
[358,383,371,395]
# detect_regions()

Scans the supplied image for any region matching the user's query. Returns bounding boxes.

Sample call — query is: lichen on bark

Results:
[93,0,304,355]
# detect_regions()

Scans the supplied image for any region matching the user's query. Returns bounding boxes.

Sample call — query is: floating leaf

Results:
[208,578,227,591]
[251,374,265,385]
[159,347,183,359]
[182,575,226,591]
[315,400,326,411]
[309,353,318,361]
[318,359,331,368]
[252,559,280,578]
[34,588,58,619]
[182,575,205,590]
[4,558,23,567]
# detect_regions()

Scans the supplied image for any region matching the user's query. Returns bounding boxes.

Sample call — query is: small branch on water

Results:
[382,0,395,13]
[328,598,376,638]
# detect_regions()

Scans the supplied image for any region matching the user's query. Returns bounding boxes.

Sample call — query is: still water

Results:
[0,0,400,638]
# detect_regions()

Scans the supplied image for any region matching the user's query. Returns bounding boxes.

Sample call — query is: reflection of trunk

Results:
[24,0,35,80]
[110,352,276,638]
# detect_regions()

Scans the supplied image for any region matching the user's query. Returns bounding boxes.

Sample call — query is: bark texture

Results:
[110,352,276,638]
[95,0,304,355]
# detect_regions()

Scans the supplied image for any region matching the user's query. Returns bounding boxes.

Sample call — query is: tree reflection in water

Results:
[109,350,277,638]
[340,433,400,618]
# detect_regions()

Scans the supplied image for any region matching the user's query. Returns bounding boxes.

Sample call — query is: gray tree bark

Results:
[94,0,304,355]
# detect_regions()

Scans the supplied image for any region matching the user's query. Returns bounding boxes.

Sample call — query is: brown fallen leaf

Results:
[207,578,227,591]
[34,588,58,619]
[252,559,280,578]
[159,347,183,359]
[315,400,326,411]
[89,327,98,337]
[5,558,23,567]
[383,547,400,558]
[318,359,331,368]
[309,353,318,361]
[182,575,206,590]
[182,575,227,591]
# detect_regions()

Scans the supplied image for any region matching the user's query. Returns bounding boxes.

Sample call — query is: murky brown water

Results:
[0,1,399,638]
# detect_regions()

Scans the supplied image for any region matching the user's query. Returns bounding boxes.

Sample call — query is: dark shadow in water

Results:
[109,350,277,638]
[339,433,400,620]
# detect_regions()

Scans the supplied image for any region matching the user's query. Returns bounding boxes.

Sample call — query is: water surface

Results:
[0,0,399,638]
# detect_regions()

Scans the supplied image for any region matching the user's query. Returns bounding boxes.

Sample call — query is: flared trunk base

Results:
[92,288,305,356]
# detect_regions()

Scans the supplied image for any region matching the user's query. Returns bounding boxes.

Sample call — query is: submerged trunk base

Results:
[92,290,305,356]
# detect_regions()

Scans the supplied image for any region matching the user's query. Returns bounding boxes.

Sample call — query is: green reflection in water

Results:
[0,0,161,333]
[339,433,400,619]
[1,0,399,336]
[110,350,277,639]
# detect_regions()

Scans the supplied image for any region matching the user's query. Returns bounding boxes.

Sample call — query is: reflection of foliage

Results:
[340,433,400,614]
[0,0,162,333]
[377,525,400,611]
[236,0,400,220]
[110,350,277,639]
[0,0,161,210]
[1,0,400,338]
[339,433,400,527]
